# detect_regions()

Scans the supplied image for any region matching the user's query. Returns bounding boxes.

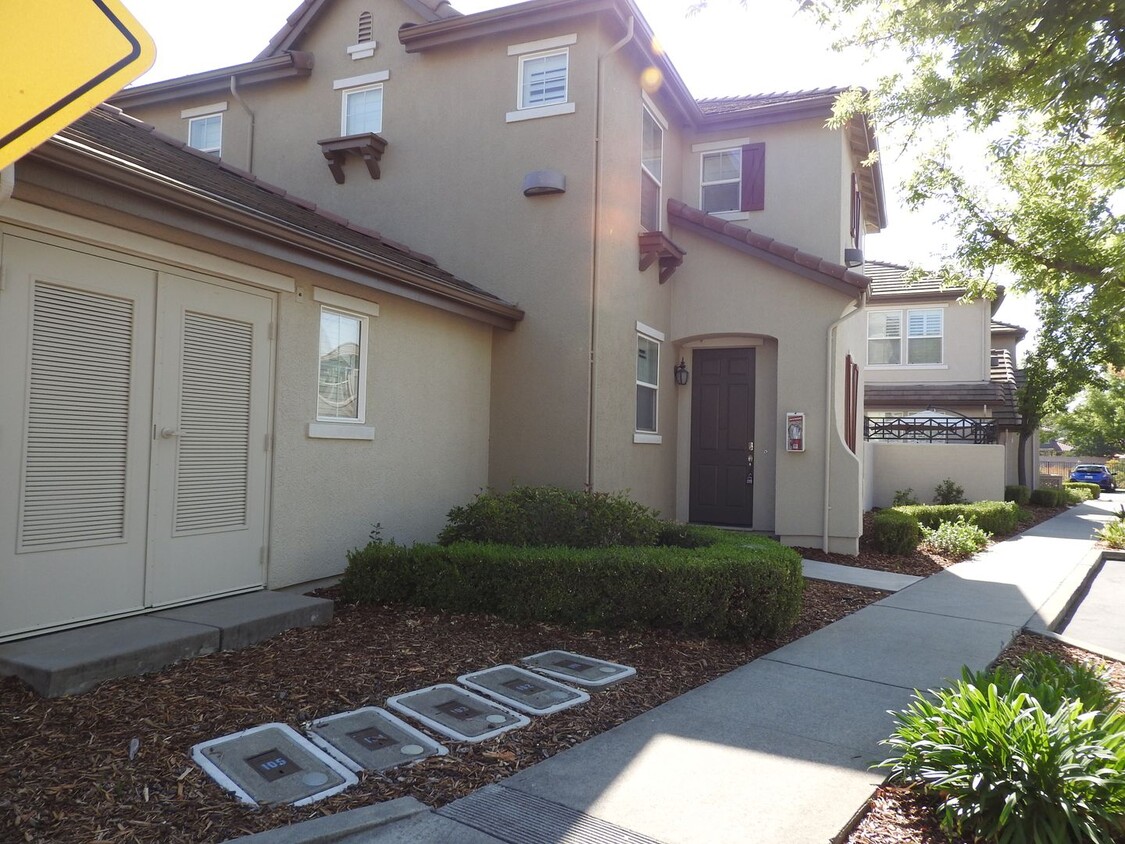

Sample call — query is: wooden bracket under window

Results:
[638,231,686,284]
[317,133,388,183]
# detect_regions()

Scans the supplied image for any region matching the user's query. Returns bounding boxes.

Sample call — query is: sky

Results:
[121,0,1037,339]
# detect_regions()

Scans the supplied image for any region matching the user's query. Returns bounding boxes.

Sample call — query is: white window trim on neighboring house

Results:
[635,321,664,444]
[640,99,666,232]
[334,71,390,136]
[182,102,227,155]
[866,306,947,368]
[505,34,577,123]
[310,288,378,440]
[699,147,745,218]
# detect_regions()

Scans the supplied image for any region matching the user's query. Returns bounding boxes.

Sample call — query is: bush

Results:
[872,509,922,554]
[340,530,803,641]
[1004,484,1031,505]
[1064,485,1095,504]
[879,661,1125,843]
[896,501,1020,536]
[655,522,718,549]
[933,478,966,505]
[1097,519,1125,549]
[1030,487,1063,507]
[981,652,1119,718]
[1064,481,1101,501]
[438,486,665,548]
[892,488,920,506]
[919,516,991,559]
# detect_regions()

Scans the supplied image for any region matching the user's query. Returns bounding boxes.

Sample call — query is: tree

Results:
[1049,375,1125,456]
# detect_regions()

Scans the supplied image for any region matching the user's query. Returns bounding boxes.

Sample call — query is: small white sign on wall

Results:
[786,412,806,453]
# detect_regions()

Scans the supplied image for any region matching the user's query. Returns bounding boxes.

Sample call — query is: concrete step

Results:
[0,591,332,697]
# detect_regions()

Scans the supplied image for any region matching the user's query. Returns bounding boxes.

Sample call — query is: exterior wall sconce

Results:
[843,247,864,268]
[522,169,566,196]
[674,358,689,386]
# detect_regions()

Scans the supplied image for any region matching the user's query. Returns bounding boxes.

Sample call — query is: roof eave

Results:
[109,53,314,110]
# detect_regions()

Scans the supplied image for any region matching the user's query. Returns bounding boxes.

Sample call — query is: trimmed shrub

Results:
[1030,487,1063,507]
[919,516,991,559]
[933,478,967,505]
[340,531,803,641]
[879,660,1125,843]
[896,500,1020,536]
[1064,481,1101,501]
[655,522,717,549]
[1064,485,1094,504]
[438,486,665,548]
[1005,484,1031,505]
[872,508,922,554]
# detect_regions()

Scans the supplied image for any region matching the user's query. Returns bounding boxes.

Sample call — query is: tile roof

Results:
[43,106,519,321]
[696,87,848,116]
[991,319,1028,338]
[667,199,869,295]
[864,260,960,297]
[864,382,1021,427]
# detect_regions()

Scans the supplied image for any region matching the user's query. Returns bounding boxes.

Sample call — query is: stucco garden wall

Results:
[867,442,1005,508]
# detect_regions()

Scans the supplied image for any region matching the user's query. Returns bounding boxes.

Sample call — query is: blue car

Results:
[1069,464,1117,492]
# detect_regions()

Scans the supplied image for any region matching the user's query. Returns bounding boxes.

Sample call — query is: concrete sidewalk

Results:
[231,497,1120,844]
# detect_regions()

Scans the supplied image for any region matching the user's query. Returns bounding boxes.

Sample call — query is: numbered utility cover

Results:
[192,723,357,807]
[521,650,636,687]
[306,707,447,773]
[458,664,589,715]
[386,683,530,743]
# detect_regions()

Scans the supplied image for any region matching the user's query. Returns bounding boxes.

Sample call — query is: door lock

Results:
[160,427,178,439]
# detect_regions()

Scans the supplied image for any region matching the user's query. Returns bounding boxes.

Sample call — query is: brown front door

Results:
[689,348,755,526]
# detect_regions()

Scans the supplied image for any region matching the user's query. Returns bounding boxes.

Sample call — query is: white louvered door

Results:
[0,236,155,638]
[147,273,272,606]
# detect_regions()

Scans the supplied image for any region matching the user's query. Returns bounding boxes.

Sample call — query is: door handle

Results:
[160,427,178,439]
[746,441,754,484]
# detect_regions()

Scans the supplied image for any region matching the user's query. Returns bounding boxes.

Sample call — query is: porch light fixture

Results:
[522,169,566,196]
[673,358,689,386]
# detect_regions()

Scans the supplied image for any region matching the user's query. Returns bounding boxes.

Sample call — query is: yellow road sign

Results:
[0,0,156,170]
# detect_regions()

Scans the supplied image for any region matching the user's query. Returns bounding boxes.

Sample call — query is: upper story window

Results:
[343,84,383,135]
[694,141,765,216]
[641,104,663,232]
[868,308,944,366]
[506,34,577,123]
[181,102,227,156]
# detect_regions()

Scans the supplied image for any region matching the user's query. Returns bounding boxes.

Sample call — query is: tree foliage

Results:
[1049,375,1125,456]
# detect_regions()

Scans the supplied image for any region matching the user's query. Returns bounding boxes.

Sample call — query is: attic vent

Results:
[358,12,373,43]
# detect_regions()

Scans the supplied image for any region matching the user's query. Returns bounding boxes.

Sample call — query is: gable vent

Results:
[20,281,134,550]
[173,311,253,535]
[358,11,373,43]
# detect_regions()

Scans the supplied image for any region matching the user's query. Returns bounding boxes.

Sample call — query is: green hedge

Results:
[340,531,803,641]
[1004,485,1031,505]
[1063,481,1101,500]
[895,501,1021,535]
[872,509,923,554]
[1029,488,1063,507]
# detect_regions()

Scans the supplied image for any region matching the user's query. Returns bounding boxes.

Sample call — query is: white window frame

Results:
[187,113,223,155]
[518,49,568,109]
[314,289,377,434]
[640,102,665,232]
[505,34,577,123]
[634,321,664,443]
[699,147,743,217]
[340,83,384,136]
[866,307,946,368]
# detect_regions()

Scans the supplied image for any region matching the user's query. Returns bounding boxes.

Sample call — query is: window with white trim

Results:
[188,114,222,155]
[519,49,568,109]
[867,308,944,366]
[318,306,367,422]
[636,331,660,434]
[342,84,383,135]
[641,105,663,231]
[700,148,741,213]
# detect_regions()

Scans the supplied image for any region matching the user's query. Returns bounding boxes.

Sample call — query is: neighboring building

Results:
[859,261,1035,506]
[2,0,898,640]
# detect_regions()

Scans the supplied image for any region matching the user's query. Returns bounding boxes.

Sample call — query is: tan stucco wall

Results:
[868,442,1005,507]
[863,297,991,383]
[268,277,494,588]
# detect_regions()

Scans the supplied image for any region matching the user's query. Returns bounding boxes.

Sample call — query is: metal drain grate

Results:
[439,783,665,844]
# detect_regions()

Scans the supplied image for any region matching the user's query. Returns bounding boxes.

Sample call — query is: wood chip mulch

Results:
[0,579,886,844]
[798,505,1066,577]
[844,631,1125,844]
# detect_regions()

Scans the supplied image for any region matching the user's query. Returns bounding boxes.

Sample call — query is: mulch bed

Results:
[844,631,1125,843]
[0,579,886,844]
[798,505,1066,577]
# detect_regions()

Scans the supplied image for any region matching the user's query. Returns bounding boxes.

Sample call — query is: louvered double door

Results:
[0,237,272,639]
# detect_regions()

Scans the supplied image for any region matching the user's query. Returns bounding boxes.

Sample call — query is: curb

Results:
[221,797,431,843]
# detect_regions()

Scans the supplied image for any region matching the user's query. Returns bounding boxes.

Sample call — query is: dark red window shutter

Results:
[740,142,765,212]
[850,173,863,248]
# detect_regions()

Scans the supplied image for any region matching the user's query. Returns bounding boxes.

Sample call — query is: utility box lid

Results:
[306,707,447,773]
[458,664,589,715]
[192,722,357,806]
[521,650,636,687]
[387,683,529,743]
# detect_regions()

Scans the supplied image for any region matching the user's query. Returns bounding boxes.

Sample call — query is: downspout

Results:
[586,14,635,490]
[823,288,867,551]
[230,76,256,172]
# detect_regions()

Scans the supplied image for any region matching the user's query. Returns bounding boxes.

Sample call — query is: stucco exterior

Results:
[867,442,1006,508]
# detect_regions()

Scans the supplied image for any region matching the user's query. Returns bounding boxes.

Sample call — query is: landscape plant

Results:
[879,658,1125,843]
[871,508,922,554]
[891,488,920,506]
[1004,484,1031,505]
[932,478,966,505]
[896,500,1020,535]
[1030,488,1064,507]
[918,516,990,559]
[1097,508,1125,550]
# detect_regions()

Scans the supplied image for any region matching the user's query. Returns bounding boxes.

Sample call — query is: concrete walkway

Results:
[228,498,1121,844]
